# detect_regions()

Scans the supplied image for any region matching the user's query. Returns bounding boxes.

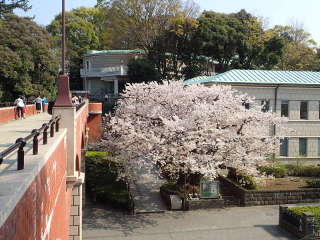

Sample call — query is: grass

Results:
[85,151,133,210]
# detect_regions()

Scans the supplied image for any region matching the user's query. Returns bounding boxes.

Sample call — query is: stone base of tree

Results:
[279,204,320,239]
[160,186,224,210]
[219,176,320,207]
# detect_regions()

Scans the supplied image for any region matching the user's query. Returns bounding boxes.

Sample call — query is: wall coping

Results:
[75,100,89,119]
[0,129,67,227]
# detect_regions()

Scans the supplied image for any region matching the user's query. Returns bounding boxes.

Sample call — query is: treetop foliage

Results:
[0,0,31,17]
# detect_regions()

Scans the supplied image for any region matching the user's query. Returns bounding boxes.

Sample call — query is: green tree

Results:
[0,0,30,17]
[47,7,104,89]
[273,25,319,71]
[97,0,199,51]
[197,10,284,72]
[0,14,59,101]
[127,58,160,84]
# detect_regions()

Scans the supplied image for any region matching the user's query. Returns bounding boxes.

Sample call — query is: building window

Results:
[261,100,270,112]
[299,138,307,156]
[300,101,308,120]
[281,101,289,117]
[318,138,320,156]
[280,138,288,157]
[319,102,320,119]
[86,61,90,71]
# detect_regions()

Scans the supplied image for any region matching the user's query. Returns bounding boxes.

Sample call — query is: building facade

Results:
[184,70,320,163]
[80,49,144,100]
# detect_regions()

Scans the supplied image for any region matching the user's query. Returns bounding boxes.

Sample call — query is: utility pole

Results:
[61,0,66,74]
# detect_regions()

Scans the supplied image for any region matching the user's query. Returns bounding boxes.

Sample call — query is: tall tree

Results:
[0,0,30,17]
[97,0,199,51]
[0,14,59,101]
[102,80,287,181]
[197,10,284,72]
[47,7,103,89]
[273,25,319,71]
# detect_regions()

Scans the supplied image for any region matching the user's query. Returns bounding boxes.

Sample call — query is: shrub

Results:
[287,206,320,231]
[284,165,320,177]
[257,165,287,178]
[238,175,258,190]
[306,178,320,188]
[85,151,133,210]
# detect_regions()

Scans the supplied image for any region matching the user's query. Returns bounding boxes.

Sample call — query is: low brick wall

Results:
[279,205,319,239]
[0,103,48,124]
[219,176,320,206]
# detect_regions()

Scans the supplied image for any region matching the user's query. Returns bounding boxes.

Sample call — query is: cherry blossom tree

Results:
[101,80,287,181]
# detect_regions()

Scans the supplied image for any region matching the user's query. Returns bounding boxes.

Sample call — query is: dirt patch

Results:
[257,177,310,191]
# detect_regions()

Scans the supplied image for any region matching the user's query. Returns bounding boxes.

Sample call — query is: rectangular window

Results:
[261,100,270,112]
[319,102,320,119]
[86,61,90,71]
[299,138,307,156]
[318,138,320,156]
[280,138,288,157]
[300,101,308,120]
[281,101,289,117]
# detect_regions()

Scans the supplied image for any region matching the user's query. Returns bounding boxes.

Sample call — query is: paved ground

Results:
[131,160,167,213]
[83,202,297,240]
[0,113,52,172]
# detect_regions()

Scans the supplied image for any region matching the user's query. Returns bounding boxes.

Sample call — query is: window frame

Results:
[300,101,308,120]
[280,138,289,157]
[281,100,289,117]
[299,138,308,157]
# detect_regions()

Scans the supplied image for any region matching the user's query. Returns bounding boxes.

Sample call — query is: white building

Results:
[184,69,320,163]
[80,49,144,99]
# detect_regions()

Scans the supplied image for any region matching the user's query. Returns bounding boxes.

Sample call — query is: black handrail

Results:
[0,115,61,170]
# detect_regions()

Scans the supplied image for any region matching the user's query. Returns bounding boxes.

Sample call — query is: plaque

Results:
[200,181,220,198]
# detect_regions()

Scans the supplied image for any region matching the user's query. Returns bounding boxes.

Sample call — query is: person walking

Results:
[41,96,47,112]
[34,96,42,114]
[14,96,25,119]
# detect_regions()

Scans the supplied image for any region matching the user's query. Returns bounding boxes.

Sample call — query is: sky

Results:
[15,0,320,45]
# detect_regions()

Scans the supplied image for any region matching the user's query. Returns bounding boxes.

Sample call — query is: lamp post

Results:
[62,0,66,74]
[54,0,73,107]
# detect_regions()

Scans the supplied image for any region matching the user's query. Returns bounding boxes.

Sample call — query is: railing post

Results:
[43,123,49,144]
[16,138,26,170]
[50,121,55,137]
[31,129,40,155]
[56,118,60,132]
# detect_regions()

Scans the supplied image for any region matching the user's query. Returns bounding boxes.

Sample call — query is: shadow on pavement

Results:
[254,224,298,240]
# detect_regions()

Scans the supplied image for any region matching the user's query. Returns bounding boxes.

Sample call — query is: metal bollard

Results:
[56,118,60,132]
[50,122,54,137]
[31,129,40,155]
[43,124,49,144]
[16,138,26,170]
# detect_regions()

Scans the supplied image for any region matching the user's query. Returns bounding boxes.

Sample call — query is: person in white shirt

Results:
[14,96,25,119]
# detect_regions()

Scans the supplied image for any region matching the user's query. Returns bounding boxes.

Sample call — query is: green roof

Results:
[183,69,320,86]
[85,49,145,56]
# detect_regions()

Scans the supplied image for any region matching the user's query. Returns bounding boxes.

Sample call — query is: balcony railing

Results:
[0,116,61,170]
[80,65,128,77]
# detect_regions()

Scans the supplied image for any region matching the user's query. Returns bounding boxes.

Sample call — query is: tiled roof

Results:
[85,49,145,56]
[183,69,320,86]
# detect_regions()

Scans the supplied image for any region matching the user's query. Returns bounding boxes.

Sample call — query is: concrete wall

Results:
[0,103,48,124]
[223,85,320,163]
[0,129,71,240]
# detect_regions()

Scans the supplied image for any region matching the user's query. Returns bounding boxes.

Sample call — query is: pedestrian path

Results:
[131,160,167,214]
[0,113,52,172]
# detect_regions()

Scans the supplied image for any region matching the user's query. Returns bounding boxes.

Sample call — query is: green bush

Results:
[85,151,133,210]
[257,165,287,178]
[306,178,320,188]
[284,164,320,177]
[287,206,320,231]
[238,175,258,190]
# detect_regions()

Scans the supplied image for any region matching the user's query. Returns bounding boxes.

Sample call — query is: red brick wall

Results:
[0,103,48,124]
[88,103,102,143]
[87,114,102,143]
[0,135,71,240]
[75,103,89,172]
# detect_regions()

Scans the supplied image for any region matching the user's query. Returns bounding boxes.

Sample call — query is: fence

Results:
[0,115,61,170]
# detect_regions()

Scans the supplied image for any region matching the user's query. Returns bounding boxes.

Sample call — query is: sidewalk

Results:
[0,113,52,172]
[131,159,167,214]
[83,202,297,240]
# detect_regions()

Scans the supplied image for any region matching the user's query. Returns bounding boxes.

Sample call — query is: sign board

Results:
[200,181,220,199]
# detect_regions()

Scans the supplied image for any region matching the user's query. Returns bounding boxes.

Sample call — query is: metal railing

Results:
[0,115,61,170]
